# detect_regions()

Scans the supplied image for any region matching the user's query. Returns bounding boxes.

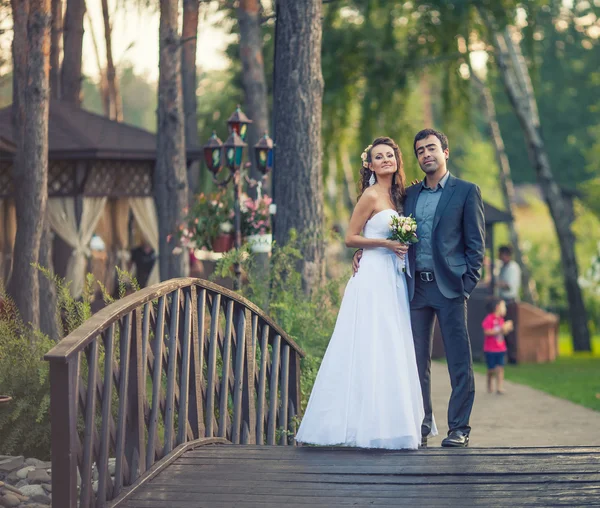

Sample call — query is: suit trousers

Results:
[410,275,475,435]
[504,299,519,363]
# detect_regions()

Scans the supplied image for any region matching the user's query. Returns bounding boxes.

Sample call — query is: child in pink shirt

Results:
[482,298,514,394]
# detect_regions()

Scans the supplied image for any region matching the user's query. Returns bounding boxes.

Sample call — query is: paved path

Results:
[429,361,600,447]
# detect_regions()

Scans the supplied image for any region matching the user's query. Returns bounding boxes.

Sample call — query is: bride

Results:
[295,136,436,450]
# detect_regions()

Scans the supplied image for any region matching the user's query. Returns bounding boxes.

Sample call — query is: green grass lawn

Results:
[472,333,600,412]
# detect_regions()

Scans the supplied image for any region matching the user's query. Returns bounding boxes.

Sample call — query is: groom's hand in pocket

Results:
[352,250,363,275]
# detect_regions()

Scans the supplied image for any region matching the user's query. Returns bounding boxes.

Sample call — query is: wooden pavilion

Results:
[0,100,202,296]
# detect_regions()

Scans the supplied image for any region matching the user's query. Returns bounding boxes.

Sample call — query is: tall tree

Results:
[483,17,591,351]
[49,0,62,98]
[101,0,122,121]
[237,0,269,185]
[181,0,200,200]
[9,0,51,327]
[156,0,188,280]
[471,72,537,305]
[272,0,325,291]
[61,0,85,104]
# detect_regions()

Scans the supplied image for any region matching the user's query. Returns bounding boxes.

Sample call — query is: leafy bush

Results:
[0,269,137,458]
[0,286,54,458]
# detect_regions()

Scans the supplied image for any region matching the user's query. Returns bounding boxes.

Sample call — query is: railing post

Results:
[50,357,79,508]
[241,309,257,444]
[125,308,146,485]
[288,350,302,445]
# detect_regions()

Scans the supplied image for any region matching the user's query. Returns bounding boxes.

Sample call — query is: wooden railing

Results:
[44,278,304,508]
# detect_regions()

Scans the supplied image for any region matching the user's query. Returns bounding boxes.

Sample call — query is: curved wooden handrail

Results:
[46,277,305,508]
[45,277,304,362]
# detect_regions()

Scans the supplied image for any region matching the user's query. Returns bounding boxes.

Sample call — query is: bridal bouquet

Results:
[388,215,418,272]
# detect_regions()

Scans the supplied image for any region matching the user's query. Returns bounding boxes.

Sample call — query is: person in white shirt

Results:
[497,245,521,364]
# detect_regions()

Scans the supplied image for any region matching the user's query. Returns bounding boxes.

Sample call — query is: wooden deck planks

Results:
[114,445,600,507]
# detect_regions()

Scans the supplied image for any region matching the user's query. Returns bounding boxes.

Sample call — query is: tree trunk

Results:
[238,0,269,190]
[61,0,85,105]
[341,147,357,211]
[101,0,122,121]
[273,0,325,292]
[156,0,188,280]
[181,0,200,200]
[8,0,51,328]
[471,73,538,305]
[484,16,591,351]
[85,11,110,116]
[50,0,62,98]
[39,220,61,340]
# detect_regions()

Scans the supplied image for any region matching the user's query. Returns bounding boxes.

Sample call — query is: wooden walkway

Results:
[112,442,600,507]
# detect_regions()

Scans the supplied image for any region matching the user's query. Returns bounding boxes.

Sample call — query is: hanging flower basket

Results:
[245,233,272,253]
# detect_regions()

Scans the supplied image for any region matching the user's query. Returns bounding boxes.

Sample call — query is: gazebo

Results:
[0,100,202,297]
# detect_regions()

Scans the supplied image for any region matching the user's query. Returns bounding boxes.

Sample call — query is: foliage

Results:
[0,286,54,458]
[82,64,158,133]
[240,193,272,236]
[213,230,349,410]
[0,269,136,458]
[180,190,234,251]
[493,1,600,189]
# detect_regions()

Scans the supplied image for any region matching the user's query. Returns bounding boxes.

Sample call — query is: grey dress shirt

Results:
[414,171,450,272]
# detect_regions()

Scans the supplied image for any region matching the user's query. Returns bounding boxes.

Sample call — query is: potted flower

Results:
[180,191,234,253]
[241,193,272,253]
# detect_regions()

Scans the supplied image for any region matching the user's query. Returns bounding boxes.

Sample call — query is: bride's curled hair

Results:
[359,136,406,212]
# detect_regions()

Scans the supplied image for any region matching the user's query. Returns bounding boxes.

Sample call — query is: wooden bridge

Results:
[44,278,600,507]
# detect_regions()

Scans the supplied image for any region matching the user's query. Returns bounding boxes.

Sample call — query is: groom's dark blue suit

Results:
[404,172,485,437]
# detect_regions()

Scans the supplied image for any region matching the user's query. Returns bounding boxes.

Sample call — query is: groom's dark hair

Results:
[413,129,449,156]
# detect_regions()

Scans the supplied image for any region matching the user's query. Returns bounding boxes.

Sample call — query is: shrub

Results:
[0,286,54,458]
[0,269,137,458]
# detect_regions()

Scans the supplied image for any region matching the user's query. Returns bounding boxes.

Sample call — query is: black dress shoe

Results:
[441,430,469,448]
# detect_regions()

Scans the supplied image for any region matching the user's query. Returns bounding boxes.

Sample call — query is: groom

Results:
[405,129,485,447]
[353,129,485,447]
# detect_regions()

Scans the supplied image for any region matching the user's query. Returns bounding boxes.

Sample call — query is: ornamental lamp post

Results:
[227,105,253,142]
[202,107,273,290]
[223,131,247,289]
[203,132,224,175]
[254,133,274,175]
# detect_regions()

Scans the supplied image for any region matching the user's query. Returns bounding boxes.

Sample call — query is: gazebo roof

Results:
[0,101,202,161]
[484,201,513,224]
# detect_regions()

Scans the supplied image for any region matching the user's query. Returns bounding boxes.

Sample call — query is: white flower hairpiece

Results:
[360,144,373,168]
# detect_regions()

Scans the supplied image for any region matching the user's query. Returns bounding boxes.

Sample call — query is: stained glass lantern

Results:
[227,105,253,142]
[203,132,224,174]
[224,131,247,171]
[254,133,274,175]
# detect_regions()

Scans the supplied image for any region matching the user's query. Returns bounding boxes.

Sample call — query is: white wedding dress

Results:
[296,209,436,450]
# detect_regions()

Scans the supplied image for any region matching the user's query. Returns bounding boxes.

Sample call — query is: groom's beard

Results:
[420,162,439,174]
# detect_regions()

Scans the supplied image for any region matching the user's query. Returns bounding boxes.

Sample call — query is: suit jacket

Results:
[404,173,485,300]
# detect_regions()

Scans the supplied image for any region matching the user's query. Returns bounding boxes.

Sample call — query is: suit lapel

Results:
[433,173,457,231]
[404,186,418,217]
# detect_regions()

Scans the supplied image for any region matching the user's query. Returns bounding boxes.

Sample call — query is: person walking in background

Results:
[497,245,521,364]
[482,297,513,394]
